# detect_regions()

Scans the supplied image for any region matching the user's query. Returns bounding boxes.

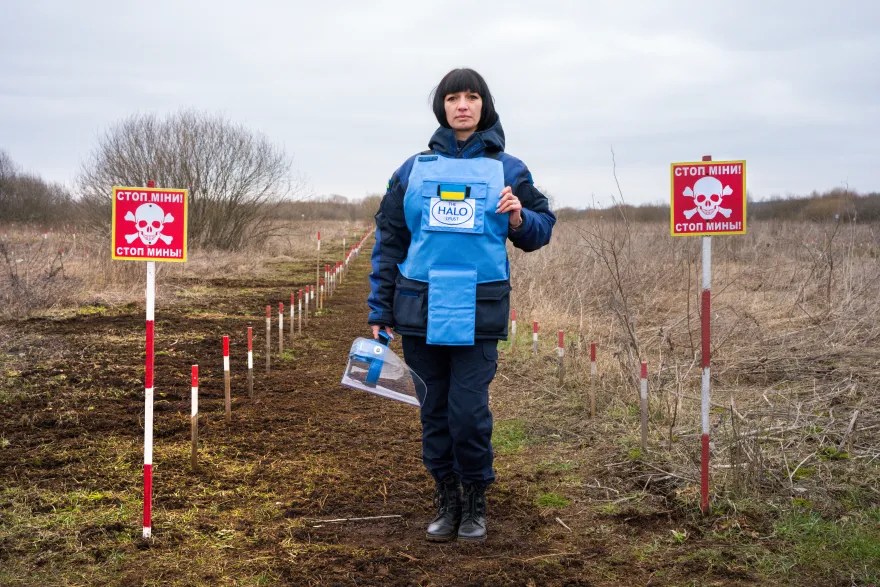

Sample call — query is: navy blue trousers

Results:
[402,336,498,484]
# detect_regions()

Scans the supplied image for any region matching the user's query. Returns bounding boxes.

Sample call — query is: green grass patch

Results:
[535,492,571,508]
[772,508,880,583]
[76,304,108,316]
[818,445,849,461]
[493,419,528,454]
[791,466,815,481]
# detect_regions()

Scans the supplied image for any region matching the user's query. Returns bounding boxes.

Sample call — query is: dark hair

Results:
[431,68,498,131]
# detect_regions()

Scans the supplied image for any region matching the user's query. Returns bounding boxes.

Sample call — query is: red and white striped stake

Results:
[140,179,161,539]
[589,342,597,418]
[701,215,713,512]
[265,305,271,374]
[510,309,517,344]
[640,361,649,452]
[557,330,565,381]
[298,289,303,334]
[191,365,198,469]
[247,326,254,398]
[289,292,295,345]
[143,257,155,539]
[699,154,714,514]
[278,302,284,354]
[341,239,347,282]
[223,335,231,422]
[315,231,321,311]
[304,286,310,324]
[532,321,539,355]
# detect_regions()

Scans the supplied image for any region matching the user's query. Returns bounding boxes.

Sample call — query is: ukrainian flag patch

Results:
[438,183,468,201]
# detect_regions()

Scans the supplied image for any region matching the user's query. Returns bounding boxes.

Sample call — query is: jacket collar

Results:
[428,118,506,158]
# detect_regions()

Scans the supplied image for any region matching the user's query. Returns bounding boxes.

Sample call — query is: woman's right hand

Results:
[371,324,394,339]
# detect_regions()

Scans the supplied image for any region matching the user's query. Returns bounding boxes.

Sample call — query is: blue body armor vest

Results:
[397,154,509,345]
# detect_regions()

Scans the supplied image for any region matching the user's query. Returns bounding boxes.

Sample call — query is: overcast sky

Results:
[2,1,878,208]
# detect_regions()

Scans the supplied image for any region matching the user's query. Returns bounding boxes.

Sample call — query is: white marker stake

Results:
[316,231,321,310]
[532,321,539,355]
[640,361,649,452]
[590,342,597,418]
[143,260,155,539]
[223,335,231,422]
[304,286,310,325]
[265,305,271,374]
[557,330,565,382]
[278,302,284,355]
[298,289,303,334]
[247,326,254,398]
[289,292,295,346]
[191,365,198,470]
[510,309,517,345]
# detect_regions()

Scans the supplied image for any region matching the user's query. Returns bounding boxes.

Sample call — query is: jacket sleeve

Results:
[367,169,411,325]
[507,164,556,252]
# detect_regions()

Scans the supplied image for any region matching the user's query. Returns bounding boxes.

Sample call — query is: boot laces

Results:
[434,478,459,514]
[462,484,486,519]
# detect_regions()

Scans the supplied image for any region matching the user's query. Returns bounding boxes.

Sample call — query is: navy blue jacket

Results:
[368,119,556,338]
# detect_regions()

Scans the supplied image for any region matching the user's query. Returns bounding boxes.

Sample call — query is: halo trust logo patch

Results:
[429,198,475,229]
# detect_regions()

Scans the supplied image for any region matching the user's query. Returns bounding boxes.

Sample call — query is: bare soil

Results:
[0,251,831,586]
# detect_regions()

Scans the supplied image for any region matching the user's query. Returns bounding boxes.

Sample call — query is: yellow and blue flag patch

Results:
[438,183,468,201]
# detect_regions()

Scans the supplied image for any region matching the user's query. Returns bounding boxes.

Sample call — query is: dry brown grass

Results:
[502,217,880,507]
[0,220,369,318]
[0,216,876,584]
[2,215,877,506]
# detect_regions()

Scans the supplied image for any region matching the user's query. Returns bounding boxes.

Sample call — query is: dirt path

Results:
[0,248,766,586]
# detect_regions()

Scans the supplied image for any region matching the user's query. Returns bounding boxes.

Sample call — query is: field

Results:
[1,219,878,586]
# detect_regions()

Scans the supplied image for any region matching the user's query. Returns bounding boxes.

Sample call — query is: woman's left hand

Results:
[496,186,522,228]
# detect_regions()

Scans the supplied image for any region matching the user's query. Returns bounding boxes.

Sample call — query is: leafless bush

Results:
[76,111,306,250]
[0,219,369,318]
[505,217,880,501]
[0,149,75,224]
[0,231,69,317]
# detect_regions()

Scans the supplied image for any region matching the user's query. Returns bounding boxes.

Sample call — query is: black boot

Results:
[458,482,487,542]
[425,475,461,542]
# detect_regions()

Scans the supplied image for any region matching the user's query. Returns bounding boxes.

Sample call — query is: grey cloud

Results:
[1,0,878,207]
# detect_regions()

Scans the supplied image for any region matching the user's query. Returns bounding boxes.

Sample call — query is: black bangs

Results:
[431,68,498,131]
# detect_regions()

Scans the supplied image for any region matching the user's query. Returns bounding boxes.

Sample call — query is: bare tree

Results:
[0,149,74,224]
[77,111,304,250]
[0,149,14,179]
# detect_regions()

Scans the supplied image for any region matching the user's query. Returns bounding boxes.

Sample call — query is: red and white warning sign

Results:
[111,186,188,261]
[670,161,746,236]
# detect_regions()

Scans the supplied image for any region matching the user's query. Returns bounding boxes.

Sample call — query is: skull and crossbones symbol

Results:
[124,203,174,246]
[682,176,733,220]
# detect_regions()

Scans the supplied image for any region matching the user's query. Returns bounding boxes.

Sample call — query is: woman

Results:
[368,68,555,543]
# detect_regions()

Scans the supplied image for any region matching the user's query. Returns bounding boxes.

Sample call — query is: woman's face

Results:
[444,90,482,138]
